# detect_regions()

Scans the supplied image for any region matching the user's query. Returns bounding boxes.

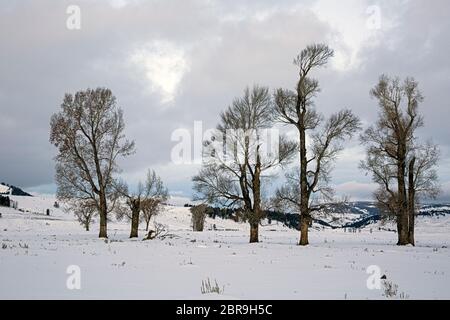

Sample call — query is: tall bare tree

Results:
[360,75,440,245]
[115,169,169,238]
[50,88,135,238]
[193,86,296,243]
[273,44,361,245]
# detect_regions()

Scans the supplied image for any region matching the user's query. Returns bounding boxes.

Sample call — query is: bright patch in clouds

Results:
[311,0,385,70]
[130,40,190,103]
[107,0,144,9]
[108,0,128,9]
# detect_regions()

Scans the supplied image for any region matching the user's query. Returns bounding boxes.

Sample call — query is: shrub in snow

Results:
[143,223,173,240]
[18,243,29,249]
[191,204,208,232]
[201,278,224,295]
[382,280,409,299]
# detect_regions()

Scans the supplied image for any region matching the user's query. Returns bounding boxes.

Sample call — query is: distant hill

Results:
[206,201,450,230]
[0,182,33,197]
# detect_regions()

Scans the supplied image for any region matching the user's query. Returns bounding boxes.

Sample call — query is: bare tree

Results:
[273,44,361,245]
[115,169,169,238]
[50,88,135,238]
[66,199,97,231]
[191,204,209,231]
[193,86,296,243]
[360,75,440,245]
[141,198,162,231]
[115,181,144,238]
[141,171,169,231]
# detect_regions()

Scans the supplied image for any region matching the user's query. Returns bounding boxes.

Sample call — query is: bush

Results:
[201,278,224,295]
[382,280,409,299]
[191,204,208,231]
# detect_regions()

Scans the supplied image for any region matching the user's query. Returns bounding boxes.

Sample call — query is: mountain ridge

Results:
[0,182,32,197]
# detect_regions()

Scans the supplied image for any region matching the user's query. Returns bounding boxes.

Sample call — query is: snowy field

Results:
[0,195,449,300]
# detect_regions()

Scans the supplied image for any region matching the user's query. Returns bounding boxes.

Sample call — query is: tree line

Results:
[0,195,11,207]
[49,43,440,246]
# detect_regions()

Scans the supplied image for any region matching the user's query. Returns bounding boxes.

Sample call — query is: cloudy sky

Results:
[1,0,449,203]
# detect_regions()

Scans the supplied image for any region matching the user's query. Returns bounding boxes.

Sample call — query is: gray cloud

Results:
[1,0,449,202]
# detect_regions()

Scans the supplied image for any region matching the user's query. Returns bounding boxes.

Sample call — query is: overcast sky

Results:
[1,0,449,203]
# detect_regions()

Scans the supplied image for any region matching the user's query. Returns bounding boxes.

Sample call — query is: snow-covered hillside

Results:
[312,202,450,229]
[0,195,449,299]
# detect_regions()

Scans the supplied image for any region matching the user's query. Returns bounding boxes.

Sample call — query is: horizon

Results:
[2,183,450,207]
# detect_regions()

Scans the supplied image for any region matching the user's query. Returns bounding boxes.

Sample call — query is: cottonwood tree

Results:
[116,170,169,238]
[50,88,135,238]
[360,75,440,246]
[273,44,361,245]
[67,199,97,231]
[193,86,296,243]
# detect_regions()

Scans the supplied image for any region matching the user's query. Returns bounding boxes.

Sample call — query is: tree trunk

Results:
[130,205,140,238]
[397,208,409,245]
[145,219,150,231]
[98,193,108,238]
[298,120,310,246]
[396,145,409,246]
[85,223,90,232]
[249,156,262,244]
[249,223,259,243]
[299,214,309,246]
[408,157,416,246]
[396,217,404,245]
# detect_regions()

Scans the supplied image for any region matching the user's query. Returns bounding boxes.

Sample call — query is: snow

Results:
[420,206,450,213]
[315,212,364,227]
[0,195,449,299]
[0,184,10,194]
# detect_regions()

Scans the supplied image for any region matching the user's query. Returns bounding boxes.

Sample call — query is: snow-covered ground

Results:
[0,195,449,299]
